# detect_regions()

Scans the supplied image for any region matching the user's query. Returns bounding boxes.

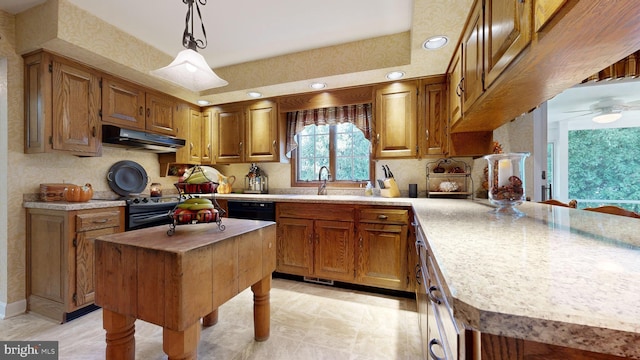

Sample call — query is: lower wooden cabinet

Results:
[276,203,412,291]
[357,208,410,291]
[276,204,355,282]
[26,206,124,322]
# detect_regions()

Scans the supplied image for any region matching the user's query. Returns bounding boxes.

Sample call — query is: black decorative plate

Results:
[107,160,148,196]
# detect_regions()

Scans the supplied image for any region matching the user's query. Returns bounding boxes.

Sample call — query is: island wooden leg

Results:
[251,275,271,341]
[163,321,201,360]
[202,309,219,327]
[103,309,135,360]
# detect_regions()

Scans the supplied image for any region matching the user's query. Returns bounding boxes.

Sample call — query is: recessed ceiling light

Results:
[310,82,327,90]
[423,36,449,50]
[386,71,405,80]
[197,100,211,106]
[247,91,263,98]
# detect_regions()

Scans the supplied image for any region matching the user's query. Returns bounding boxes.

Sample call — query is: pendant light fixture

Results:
[151,0,228,92]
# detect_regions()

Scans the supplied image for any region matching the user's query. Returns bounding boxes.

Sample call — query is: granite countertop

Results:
[23,199,126,210]
[411,199,640,359]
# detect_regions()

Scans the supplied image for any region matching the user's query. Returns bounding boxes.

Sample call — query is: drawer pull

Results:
[92,219,109,224]
[428,338,446,360]
[428,285,442,304]
[377,214,388,220]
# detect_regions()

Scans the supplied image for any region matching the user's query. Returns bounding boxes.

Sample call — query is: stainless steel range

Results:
[125,195,179,231]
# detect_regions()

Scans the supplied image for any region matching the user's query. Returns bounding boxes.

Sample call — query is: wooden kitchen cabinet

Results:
[101,75,146,130]
[26,207,124,322]
[210,100,278,164]
[461,0,532,112]
[213,103,245,163]
[145,90,177,136]
[245,100,279,162]
[24,51,102,156]
[374,81,418,158]
[419,80,448,157]
[276,203,355,283]
[534,0,569,32]
[448,44,464,129]
[484,0,532,87]
[462,0,485,113]
[357,208,410,291]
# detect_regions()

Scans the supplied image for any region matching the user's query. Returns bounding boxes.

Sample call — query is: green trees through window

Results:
[296,123,371,183]
[568,127,640,212]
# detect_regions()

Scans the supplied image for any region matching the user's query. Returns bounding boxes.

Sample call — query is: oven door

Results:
[126,203,177,231]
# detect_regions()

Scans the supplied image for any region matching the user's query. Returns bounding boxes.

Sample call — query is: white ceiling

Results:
[547,79,640,126]
[2,0,412,68]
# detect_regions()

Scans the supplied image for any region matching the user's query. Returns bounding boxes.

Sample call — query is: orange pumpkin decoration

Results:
[64,183,93,202]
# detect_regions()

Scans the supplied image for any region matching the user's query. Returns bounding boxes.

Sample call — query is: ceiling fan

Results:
[563,98,640,123]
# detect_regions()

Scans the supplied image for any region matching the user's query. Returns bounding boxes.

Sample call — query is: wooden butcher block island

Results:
[94,218,276,360]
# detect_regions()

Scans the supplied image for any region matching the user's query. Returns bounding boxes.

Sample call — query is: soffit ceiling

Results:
[4,0,473,105]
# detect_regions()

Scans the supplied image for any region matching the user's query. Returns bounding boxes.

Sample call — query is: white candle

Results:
[497,159,513,187]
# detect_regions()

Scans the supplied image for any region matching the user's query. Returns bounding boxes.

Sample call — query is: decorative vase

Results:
[483,152,530,215]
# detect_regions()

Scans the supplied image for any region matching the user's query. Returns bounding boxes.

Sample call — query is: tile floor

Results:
[0,278,423,359]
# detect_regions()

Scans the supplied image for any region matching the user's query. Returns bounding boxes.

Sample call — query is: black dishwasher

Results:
[227,200,276,221]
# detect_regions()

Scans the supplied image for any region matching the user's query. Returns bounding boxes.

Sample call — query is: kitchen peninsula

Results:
[94,217,276,360]
[211,194,640,359]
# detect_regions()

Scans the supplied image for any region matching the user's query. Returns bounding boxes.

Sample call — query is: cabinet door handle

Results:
[139,106,143,116]
[427,285,442,304]
[456,77,464,97]
[415,264,422,285]
[425,129,429,142]
[315,233,320,244]
[272,140,276,149]
[146,108,151,117]
[239,141,243,151]
[308,233,313,245]
[428,338,446,360]
[190,142,194,150]
[92,126,96,137]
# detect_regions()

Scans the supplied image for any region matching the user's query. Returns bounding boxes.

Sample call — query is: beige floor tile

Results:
[0,278,422,360]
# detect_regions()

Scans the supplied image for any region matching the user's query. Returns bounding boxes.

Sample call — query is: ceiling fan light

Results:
[151,49,228,92]
[592,112,622,124]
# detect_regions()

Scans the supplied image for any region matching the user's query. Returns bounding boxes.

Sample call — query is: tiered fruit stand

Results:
[167,166,226,235]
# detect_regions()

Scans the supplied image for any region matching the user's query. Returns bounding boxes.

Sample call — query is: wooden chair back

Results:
[583,205,640,219]
[539,199,578,208]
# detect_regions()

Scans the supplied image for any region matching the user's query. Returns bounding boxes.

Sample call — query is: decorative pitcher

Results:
[217,174,236,194]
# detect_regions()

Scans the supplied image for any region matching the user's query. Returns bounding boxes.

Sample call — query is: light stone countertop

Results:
[23,199,126,210]
[411,198,640,359]
[22,193,640,357]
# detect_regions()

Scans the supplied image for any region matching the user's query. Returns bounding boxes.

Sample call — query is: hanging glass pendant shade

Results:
[151,0,228,92]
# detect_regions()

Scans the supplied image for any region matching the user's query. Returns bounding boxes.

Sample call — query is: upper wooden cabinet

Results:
[484,0,532,87]
[419,80,448,157]
[24,51,102,156]
[374,81,418,159]
[145,91,177,136]
[461,0,485,113]
[245,100,279,162]
[101,76,146,131]
[210,100,278,164]
[448,44,464,129]
[534,0,568,32]
[213,103,245,163]
[458,0,532,118]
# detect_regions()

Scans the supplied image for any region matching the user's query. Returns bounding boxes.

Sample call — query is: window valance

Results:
[285,103,373,156]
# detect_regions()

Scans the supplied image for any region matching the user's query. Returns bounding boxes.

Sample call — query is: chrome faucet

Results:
[318,166,331,195]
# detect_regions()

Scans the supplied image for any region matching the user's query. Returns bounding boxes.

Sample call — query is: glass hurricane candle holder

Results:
[483,152,530,214]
